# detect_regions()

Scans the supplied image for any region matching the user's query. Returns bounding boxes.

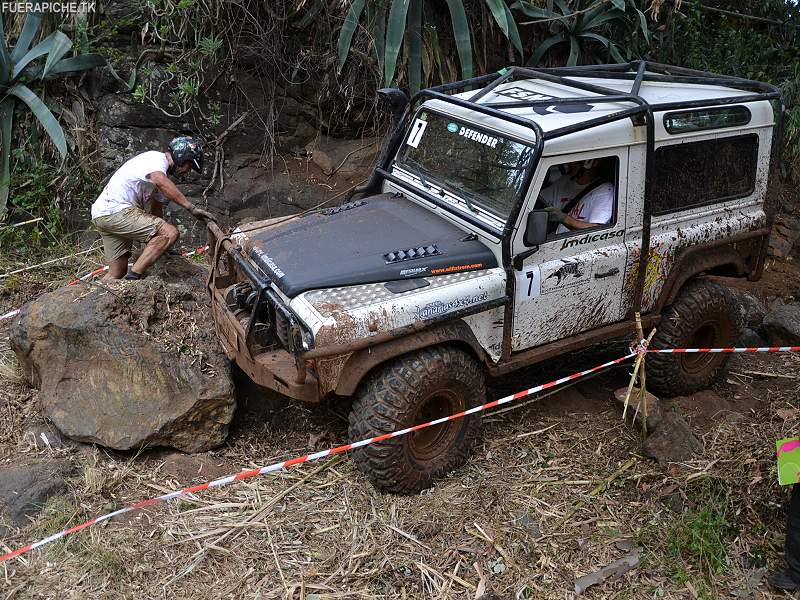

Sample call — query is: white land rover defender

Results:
[207,62,783,493]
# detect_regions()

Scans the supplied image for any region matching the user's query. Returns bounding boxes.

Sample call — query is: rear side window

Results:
[651,134,759,215]
[664,106,751,134]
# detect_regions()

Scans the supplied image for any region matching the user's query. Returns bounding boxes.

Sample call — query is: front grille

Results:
[274,309,290,348]
[225,247,311,354]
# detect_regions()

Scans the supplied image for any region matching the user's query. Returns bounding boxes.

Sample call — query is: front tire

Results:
[348,346,484,494]
[648,280,741,397]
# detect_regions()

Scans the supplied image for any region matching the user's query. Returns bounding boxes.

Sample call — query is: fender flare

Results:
[333,320,488,396]
[656,245,748,312]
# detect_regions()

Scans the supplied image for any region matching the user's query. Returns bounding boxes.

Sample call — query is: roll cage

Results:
[353,61,784,362]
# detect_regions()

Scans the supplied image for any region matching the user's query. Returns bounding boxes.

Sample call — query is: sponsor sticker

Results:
[415,291,489,320]
[251,248,285,278]
[399,266,429,277]
[457,127,498,148]
[430,263,483,275]
[541,259,591,294]
[560,229,624,251]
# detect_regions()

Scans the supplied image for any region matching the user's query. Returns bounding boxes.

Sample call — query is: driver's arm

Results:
[562,214,604,230]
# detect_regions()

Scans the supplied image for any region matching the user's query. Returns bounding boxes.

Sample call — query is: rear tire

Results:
[648,280,741,397]
[348,346,484,494]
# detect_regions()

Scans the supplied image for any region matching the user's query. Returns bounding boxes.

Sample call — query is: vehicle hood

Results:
[240,193,498,297]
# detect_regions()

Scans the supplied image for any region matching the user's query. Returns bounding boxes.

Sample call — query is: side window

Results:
[534,156,619,240]
[651,134,758,215]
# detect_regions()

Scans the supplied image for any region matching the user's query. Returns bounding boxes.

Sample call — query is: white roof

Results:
[422,75,775,156]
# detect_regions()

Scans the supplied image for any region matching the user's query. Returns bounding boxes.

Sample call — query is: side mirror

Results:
[377,87,409,129]
[523,210,549,247]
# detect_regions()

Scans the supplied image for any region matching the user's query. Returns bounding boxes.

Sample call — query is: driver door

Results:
[511,149,630,351]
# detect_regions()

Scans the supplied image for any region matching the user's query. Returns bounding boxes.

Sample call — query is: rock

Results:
[613,387,662,432]
[10,257,235,453]
[0,460,69,529]
[762,303,800,345]
[305,135,380,177]
[574,549,640,594]
[642,411,703,464]
[740,327,767,348]
[769,214,800,259]
[726,289,767,330]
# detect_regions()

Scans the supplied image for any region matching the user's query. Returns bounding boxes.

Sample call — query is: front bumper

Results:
[207,224,320,402]
[209,286,320,402]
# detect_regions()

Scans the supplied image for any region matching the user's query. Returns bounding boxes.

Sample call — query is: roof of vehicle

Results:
[421,71,777,156]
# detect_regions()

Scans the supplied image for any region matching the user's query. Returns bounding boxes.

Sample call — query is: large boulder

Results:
[762,303,800,346]
[9,258,235,453]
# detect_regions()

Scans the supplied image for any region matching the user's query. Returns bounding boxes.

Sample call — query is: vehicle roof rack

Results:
[416,60,783,143]
[362,61,784,333]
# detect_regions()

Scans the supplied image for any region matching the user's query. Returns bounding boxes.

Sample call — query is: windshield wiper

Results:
[440,178,482,214]
[399,159,431,190]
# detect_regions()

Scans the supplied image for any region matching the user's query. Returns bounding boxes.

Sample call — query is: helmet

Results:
[168,136,204,173]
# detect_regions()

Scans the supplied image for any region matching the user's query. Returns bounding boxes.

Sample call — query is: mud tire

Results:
[348,346,484,494]
[648,280,741,397]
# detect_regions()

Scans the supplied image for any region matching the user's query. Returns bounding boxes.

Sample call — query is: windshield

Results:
[394,110,534,223]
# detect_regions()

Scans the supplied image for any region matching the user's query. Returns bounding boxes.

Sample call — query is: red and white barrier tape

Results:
[647,346,800,353]
[0,246,208,323]
[0,351,636,563]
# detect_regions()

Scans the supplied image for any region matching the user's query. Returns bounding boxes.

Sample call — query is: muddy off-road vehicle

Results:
[207,62,784,493]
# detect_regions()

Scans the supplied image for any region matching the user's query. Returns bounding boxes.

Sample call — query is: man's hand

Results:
[544,206,567,224]
[188,204,216,222]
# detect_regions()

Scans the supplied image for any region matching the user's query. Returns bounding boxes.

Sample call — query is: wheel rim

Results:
[680,320,723,375]
[408,389,464,462]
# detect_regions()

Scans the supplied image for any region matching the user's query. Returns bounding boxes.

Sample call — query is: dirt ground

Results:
[2,185,800,598]
[0,249,799,599]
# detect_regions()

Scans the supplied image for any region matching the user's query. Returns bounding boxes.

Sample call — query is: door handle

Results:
[594,267,619,279]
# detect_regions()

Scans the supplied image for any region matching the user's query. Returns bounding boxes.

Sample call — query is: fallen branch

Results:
[0,247,100,279]
[0,217,43,230]
[548,457,638,534]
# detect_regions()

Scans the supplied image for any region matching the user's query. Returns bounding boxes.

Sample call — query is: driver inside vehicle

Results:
[538,158,615,234]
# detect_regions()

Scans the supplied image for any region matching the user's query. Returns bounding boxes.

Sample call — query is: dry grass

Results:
[0,337,799,598]
[2,257,800,598]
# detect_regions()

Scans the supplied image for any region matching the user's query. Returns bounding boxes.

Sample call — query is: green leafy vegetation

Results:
[513,0,650,66]
[652,0,800,180]
[0,8,104,217]
[640,478,738,595]
[337,0,522,94]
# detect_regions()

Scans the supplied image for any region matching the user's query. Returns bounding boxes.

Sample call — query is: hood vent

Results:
[322,200,366,216]
[384,244,440,263]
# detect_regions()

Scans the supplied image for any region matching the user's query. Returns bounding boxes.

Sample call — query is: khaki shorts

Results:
[93,207,166,262]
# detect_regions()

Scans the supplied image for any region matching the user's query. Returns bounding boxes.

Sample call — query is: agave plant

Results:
[338,0,523,95]
[0,10,105,217]
[512,0,650,66]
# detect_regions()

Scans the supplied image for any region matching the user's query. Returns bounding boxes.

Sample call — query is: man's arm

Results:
[544,206,603,230]
[147,171,215,221]
[148,171,191,210]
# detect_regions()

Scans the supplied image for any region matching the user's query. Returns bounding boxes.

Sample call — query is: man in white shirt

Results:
[91,136,214,280]
[543,159,614,233]
[539,162,587,212]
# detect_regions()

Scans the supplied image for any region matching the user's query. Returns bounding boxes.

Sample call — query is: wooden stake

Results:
[621,314,656,435]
